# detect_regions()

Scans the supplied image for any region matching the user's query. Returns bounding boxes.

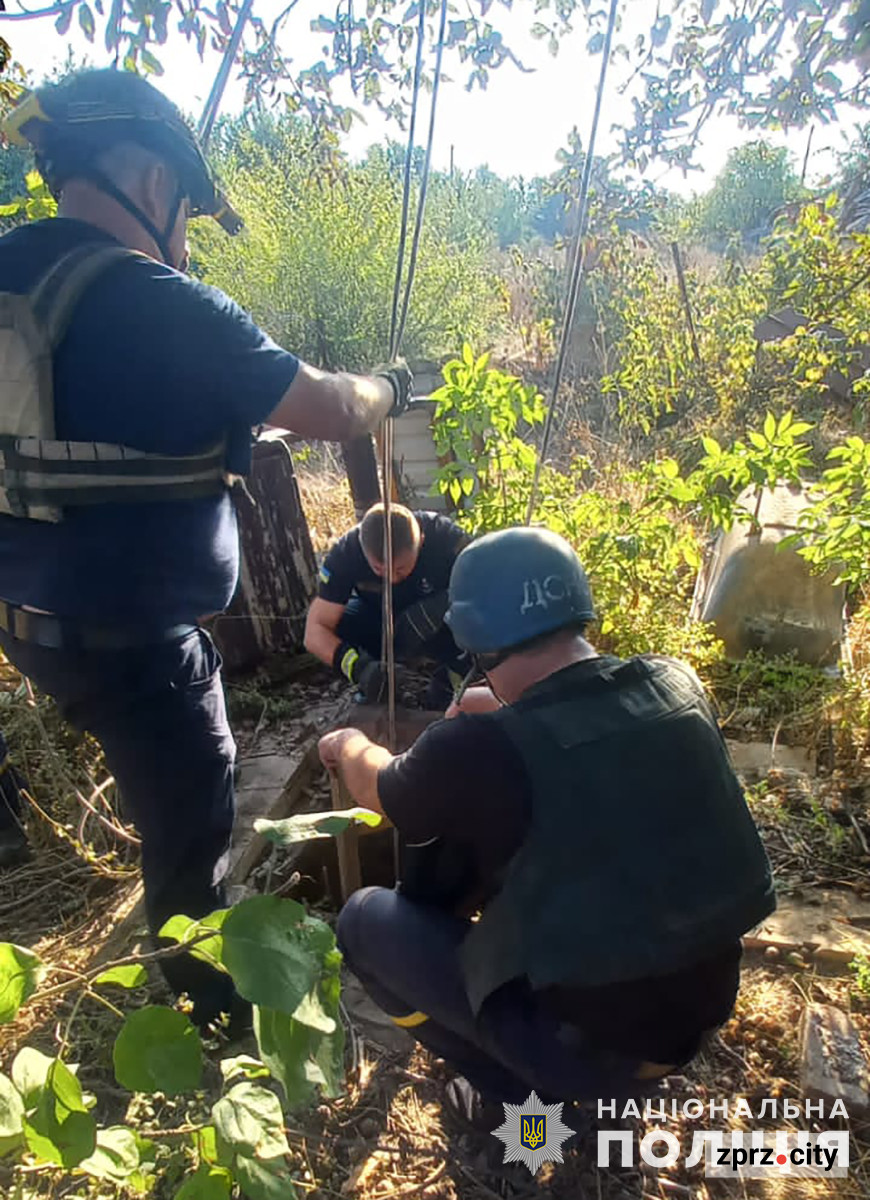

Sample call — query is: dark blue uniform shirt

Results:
[0,219,300,626]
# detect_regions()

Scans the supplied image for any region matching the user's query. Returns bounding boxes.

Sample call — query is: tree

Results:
[694,140,804,249]
[6,1,870,173]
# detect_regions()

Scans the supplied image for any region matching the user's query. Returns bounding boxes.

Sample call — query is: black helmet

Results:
[4,69,242,259]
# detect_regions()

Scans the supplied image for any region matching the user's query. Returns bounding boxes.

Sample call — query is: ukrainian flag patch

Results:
[318,565,331,584]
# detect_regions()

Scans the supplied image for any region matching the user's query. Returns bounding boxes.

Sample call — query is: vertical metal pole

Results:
[671,241,701,366]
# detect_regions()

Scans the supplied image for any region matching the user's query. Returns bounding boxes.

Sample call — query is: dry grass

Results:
[295,448,357,556]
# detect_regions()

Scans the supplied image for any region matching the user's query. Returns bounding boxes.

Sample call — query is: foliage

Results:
[595,198,870,440]
[850,952,870,997]
[431,344,544,524]
[18,1,870,172]
[191,117,504,369]
[693,141,804,249]
[0,893,345,1195]
[0,168,58,223]
[430,347,719,667]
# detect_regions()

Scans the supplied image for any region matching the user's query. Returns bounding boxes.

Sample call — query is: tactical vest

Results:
[460,655,776,1015]
[0,242,228,523]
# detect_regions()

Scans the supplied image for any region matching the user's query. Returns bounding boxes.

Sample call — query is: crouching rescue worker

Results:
[305,503,470,709]
[0,68,412,1028]
[318,527,776,1125]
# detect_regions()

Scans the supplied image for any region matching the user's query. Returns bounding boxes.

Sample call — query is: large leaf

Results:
[159,909,230,972]
[234,1153,298,1200]
[253,1008,316,1109]
[255,807,381,845]
[0,1070,24,1158]
[113,1007,203,1096]
[175,1163,233,1200]
[11,1046,53,1108]
[212,1082,290,1161]
[219,896,325,1013]
[23,1059,97,1168]
[80,1125,141,1181]
[0,943,44,1024]
[93,964,147,989]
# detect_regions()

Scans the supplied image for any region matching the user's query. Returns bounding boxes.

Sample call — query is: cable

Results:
[381,0,449,752]
[388,0,428,359]
[524,0,620,524]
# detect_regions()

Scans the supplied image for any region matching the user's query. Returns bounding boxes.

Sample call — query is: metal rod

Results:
[524,0,620,525]
[671,241,701,365]
[197,0,255,149]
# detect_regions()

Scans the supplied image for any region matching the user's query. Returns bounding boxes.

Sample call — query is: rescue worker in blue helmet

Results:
[0,68,412,1028]
[319,527,775,1126]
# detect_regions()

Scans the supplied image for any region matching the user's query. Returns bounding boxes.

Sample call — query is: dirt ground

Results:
[2,655,870,1200]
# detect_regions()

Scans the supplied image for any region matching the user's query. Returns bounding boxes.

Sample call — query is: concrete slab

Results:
[800,1003,869,1113]
[726,739,815,779]
[745,890,870,964]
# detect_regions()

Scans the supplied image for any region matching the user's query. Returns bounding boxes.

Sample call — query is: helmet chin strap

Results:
[80,166,185,267]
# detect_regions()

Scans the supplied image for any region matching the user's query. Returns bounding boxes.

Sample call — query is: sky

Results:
[0,0,861,196]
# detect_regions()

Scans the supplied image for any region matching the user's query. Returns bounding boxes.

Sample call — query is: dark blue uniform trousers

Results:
[338,886,648,1105]
[0,627,237,1023]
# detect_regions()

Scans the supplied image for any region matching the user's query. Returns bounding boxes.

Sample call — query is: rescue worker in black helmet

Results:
[319,527,775,1127]
[0,68,412,1028]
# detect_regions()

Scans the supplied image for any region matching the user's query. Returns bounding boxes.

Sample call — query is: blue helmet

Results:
[445,527,596,656]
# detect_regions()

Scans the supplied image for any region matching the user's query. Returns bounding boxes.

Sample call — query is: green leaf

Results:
[24,1059,96,1168]
[78,2,96,41]
[80,1126,140,1181]
[220,1055,271,1083]
[113,1006,203,1097]
[0,943,44,1024]
[0,1071,24,1157]
[254,808,381,845]
[701,436,721,458]
[175,1163,233,1200]
[234,1154,299,1200]
[140,49,164,76]
[254,1008,317,1108]
[219,896,326,1014]
[763,412,776,441]
[159,909,229,971]
[212,1082,290,1160]
[748,431,767,450]
[12,1046,52,1107]
[94,964,147,989]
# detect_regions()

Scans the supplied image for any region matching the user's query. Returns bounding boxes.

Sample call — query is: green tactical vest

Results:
[460,654,776,1015]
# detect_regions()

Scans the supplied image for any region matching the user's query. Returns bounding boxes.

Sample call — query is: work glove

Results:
[394,592,450,658]
[334,642,388,703]
[375,358,414,418]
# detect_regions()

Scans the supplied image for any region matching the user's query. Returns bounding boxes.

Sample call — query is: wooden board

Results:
[213,436,317,672]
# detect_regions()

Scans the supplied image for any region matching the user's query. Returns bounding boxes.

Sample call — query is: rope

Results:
[381,0,449,750]
[524,0,620,525]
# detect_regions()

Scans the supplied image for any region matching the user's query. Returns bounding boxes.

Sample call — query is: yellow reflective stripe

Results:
[390,1010,429,1028]
[340,647,359,681]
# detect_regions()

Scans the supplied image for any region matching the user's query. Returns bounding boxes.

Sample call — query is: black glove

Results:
[333,642,387,702]
[394,592,450,657]
[375,358,414,418]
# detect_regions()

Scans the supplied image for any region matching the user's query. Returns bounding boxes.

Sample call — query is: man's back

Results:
[0,218,300,625]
